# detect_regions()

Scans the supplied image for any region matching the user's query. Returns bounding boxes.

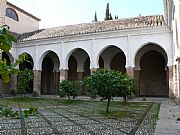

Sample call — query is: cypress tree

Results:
[94,11,98,22]
[109,13,113,20]
[105,3,110,21]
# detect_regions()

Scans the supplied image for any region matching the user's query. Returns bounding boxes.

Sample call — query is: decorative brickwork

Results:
[33,70,41,95]
[77,72,84,80]
[168,66,174,98]
[134,69,140,96]
[54,71,60,94]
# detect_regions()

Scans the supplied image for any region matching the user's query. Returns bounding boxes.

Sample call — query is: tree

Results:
[105,3,110,21]
[109,13,113,20]
[59,80,80,101]
[116,74,137,102]
[93,11,98,22]
[83,69,137,113]
[0,25,27,83]
[104,3,113,21]
[83,69,122,113]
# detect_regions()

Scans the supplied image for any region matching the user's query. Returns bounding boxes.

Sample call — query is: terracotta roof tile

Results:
[18,15,165,42]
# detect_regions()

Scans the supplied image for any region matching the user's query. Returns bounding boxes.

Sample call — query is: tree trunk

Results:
[106,97,111,113]
[68,94,70,102]
[123,96,127,103]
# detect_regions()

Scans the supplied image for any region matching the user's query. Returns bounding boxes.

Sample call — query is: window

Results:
[6,8,19,21]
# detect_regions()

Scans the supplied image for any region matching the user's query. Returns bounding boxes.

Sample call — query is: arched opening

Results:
[68,48,90,80]
[98,46,126,73]
[19,54,33,70]
[68,48,90,95]
[19,54,34,93]
[84,57,90,77]
[111,52,126,73]
[6,8,19,21]
[41,52,60,95]
[0,52,12,94]
[68,55,77,81]
[135,44,168,97]
[99,56,104,69]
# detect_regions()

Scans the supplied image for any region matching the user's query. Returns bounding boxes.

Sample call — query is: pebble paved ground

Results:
[0,97,160,135]
[131,97,180,135]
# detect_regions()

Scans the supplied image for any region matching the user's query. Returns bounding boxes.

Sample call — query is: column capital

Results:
[90,68,98,74]
[60,69,68,81]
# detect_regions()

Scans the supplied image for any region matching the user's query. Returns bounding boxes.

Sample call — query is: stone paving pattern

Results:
[0,98,160,135]
[154,100,180,135]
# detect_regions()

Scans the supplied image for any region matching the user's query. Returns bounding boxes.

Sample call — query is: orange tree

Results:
[59,80,80,101]
[83,69,137,113]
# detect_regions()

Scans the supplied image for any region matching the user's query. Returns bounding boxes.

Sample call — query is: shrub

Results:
[59,80,80,101]
[0,107,38,119]
[17,69,33,96]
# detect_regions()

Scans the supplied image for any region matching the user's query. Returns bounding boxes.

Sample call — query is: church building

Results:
[0,0,180,101]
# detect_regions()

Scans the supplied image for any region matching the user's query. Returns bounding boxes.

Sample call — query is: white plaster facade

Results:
[0,0,180,100]
[13,25,172,70]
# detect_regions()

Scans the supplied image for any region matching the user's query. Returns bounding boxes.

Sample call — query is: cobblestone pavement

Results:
[0,98,159,135]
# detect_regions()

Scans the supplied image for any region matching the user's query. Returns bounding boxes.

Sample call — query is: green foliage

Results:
[0,25,15,52]
[17,69,33,94]
[0,107,19,118]
[104,3,113,21]
[23,107,38,118]
[0,106,38,119]
[116,73,137,102]
[109,13,113,20]
[0,26,28,83]
[83,69,121,112]
[83,69,137,112]
[115,15,118,19]
[59,80,80,101]
[93,11,98,22]
[105,3,110,21]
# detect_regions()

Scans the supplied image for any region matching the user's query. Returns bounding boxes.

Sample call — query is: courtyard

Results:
[0,97,160,135]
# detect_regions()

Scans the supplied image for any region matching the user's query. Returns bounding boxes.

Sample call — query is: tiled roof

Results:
[18,15,165,42]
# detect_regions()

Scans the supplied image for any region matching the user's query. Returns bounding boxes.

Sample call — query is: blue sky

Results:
[8,0,164,28]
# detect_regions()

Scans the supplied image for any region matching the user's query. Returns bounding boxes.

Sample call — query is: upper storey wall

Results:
[0,0,40,34]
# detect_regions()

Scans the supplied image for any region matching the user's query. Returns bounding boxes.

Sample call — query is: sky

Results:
[8,0,164,29]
